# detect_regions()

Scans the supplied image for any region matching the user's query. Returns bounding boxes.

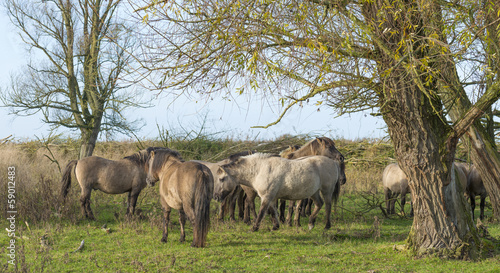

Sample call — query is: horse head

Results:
[213,166,237,202]
[146,151,159,186]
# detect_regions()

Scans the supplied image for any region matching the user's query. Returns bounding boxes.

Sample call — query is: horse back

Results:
[75,156,145,194]
[262,156,338,200]
[382,163,409,194]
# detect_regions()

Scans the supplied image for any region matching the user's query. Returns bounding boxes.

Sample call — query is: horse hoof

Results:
[272,225,279,231]
[308,224,314,230]
[161,238,167,243]
[251,226,259,232]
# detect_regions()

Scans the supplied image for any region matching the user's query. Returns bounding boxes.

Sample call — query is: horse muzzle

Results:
[213,191,228,202]
[146,177,158,187]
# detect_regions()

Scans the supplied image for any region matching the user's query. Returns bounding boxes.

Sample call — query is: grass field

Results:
[1,137,499,272]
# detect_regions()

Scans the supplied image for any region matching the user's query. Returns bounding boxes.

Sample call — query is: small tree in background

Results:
[2,0,146,158]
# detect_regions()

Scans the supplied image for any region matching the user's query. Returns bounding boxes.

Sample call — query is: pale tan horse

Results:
[60,147,163,220]
[147,149,213,247]
[215,153,342,231]
[467,165,488,220]
[382,163,411,216]
[282,137,347,225]
[382,162,467,216]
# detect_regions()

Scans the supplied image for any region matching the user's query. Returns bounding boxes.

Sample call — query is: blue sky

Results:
[0,12,387,142]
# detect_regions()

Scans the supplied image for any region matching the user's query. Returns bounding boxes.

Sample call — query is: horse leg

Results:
[181,205,198,247]
[400,194,406,216]
[179,209,187,243]
[384,188,392,215]
[295,201,303,227]
[237,189,245,221]
[308,192,324,230]
[252,198,272,232]
[306,198,313,216]
[469,192,476,220]
[80,188,95,220]
[161,206,171,243]
[218,200,226,222]
[269,203,280,230]
[287,201,295,226]
[279,200,286,223]
[323,194,333,230]
[127,190,140,216]
[480,194,486,220]
[299,199,307,217]
[229,194,237,222]
[244,191,257,225]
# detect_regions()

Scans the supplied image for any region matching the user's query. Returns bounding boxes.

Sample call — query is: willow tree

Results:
[135,0,500,258]
[2,0,144,158]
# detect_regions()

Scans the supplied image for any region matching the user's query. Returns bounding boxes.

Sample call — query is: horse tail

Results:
[61,160,78,200]
[193,166,213,247]
[332,180,341,205]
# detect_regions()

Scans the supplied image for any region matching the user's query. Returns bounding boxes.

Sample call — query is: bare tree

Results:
[134,0,500,258]
[2,0,146,158]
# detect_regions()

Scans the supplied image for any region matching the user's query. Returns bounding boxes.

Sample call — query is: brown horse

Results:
[282,137,347,225]
[147,149,213,248]
[467,165,488,220]
[60,148,163,220]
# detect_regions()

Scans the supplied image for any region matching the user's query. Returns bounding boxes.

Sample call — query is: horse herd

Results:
[59,137,488,248]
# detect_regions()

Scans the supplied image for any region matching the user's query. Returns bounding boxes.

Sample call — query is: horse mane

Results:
[150,148,184,173]
[288,137,338,157]
[228,150,256,161]
[279,145,301,157]
[123,149,151,166]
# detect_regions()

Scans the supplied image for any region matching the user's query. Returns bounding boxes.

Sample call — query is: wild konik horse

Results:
[60,148,163,220]
[281,137,347,225]
[215,153,342,231]
[147,148,213,247]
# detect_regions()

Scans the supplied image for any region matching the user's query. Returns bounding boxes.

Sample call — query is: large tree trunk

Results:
[79,116,103,159]
[381,78,479,258]
[362,0,481,258]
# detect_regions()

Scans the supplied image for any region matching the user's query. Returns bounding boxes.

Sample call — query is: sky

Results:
[0,11,387,142]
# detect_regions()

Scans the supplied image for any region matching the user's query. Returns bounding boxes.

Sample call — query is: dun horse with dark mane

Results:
[147,149,213,248]
[60,148,161,220]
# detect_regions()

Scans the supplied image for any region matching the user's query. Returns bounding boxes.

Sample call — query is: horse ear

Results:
[216,166,225,175]
[150,151,155,158]
[318,138,327,148]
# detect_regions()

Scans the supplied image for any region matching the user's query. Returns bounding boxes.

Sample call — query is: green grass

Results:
[1,138,499,272]
[2,192,499,273]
